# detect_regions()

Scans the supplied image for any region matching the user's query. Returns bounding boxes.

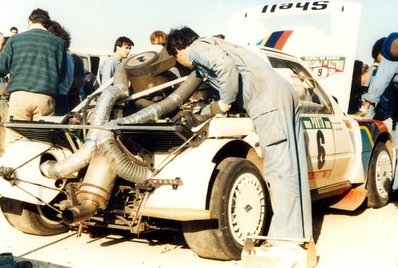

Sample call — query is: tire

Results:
[182,157,269,260]
[366,142,393,208]
[0,197,68,236]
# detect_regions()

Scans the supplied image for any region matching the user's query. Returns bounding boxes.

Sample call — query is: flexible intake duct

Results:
[98,138,152,183]
[108,71,202,125]
[97,71,203,183]
[40,65,130,179]
[41,67,201,182]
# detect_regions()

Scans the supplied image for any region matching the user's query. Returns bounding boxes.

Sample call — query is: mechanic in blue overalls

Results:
[361,32,398,184]
[166,27,312,243]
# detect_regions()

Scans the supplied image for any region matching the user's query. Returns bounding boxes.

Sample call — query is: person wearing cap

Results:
[98,36,134,85]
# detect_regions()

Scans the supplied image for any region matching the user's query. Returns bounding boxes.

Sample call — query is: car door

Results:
[271,57,355,190]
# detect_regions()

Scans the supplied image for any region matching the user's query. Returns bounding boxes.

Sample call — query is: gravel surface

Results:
[1,194,398,268]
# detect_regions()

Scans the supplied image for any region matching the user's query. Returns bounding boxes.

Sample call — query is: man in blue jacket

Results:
[167,27,312,245]
[361,32,398,120]
[360,32,398,184]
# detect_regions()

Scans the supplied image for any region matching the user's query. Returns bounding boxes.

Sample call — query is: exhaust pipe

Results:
[62,151,117,225]
[62,200,99,225]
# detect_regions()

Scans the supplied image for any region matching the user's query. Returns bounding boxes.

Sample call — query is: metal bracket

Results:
[137,177,183,192]
[0,166,16,184]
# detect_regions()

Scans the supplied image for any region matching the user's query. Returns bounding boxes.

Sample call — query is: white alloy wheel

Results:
[228,172,265,245]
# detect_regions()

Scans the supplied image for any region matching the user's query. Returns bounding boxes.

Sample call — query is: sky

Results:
[0,0,397,64]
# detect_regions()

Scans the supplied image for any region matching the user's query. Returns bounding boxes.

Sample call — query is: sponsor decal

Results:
[257,30,293,50]
[308,169,332,180]
[301,56,345,78]
[302,116,332,129]
[359,125,374,149]
[261,1,329,14]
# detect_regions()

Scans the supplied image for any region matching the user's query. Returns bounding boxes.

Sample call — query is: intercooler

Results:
[5,120,195,153]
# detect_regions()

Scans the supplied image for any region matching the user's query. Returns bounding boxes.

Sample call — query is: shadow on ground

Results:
[311,190,398,243]
[81,190,398,249]
[0,253,71,268]
[16,257,71,268]
[84,223,188,249]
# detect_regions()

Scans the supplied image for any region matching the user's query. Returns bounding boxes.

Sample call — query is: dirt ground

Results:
[1,194,398,268]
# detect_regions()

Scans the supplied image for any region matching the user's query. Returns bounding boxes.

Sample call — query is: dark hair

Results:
[47,20,71,49]
[213,33,225,39]
[28,8,51,28]
[371,37,386,61]
[166,26,199,57]
[113,36,134,52]
[10,26,18,33]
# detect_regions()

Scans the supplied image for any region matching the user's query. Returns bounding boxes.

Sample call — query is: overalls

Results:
[190,37,312,240]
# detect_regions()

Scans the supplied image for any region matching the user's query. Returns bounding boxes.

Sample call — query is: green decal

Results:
[302,117,332,129]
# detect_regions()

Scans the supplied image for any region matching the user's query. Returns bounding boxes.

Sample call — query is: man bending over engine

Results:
[166,27,312,246]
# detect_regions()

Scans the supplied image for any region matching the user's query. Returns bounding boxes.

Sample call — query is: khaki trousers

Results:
[0,97,8,156]
[5,91,54,149]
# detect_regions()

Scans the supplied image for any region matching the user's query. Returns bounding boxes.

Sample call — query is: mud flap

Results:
[329,188,368,211]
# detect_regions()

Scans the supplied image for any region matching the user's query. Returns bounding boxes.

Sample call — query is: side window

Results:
[79,56,90,72]
[269,57,333,114]
[90,57,100,76]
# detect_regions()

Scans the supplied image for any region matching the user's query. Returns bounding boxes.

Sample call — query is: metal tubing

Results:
[62,200,99,225]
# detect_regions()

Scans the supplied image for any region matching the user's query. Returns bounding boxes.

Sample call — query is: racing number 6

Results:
[317,130,326,169]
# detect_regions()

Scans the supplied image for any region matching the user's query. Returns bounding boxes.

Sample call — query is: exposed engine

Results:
[1,47,223,234]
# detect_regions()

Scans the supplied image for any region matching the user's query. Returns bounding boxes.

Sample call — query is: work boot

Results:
[242,243,308,268]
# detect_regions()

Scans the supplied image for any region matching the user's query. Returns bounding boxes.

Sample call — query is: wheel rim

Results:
[228,172,266,245]
[375,150,392,199]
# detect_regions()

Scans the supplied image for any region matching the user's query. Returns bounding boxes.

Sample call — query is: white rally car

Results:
[0,47,395,261]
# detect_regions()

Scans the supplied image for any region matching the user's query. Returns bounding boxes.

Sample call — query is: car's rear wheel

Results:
[182,157,269,260]
[366,141,393,208]
[0,197,68,236]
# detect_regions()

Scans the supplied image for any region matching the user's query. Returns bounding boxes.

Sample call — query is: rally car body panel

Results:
[0,140,72,205]
[0,47,394,220]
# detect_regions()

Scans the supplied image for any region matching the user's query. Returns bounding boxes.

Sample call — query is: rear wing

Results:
[226,0,362,113]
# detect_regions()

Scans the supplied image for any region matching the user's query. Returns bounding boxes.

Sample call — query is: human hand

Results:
[202,100,231,116]
[172,110,209,128]
[356,100,373,117]
[355,106,369,117]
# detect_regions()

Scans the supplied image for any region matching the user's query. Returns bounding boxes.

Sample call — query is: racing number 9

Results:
[317,130,326,169]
